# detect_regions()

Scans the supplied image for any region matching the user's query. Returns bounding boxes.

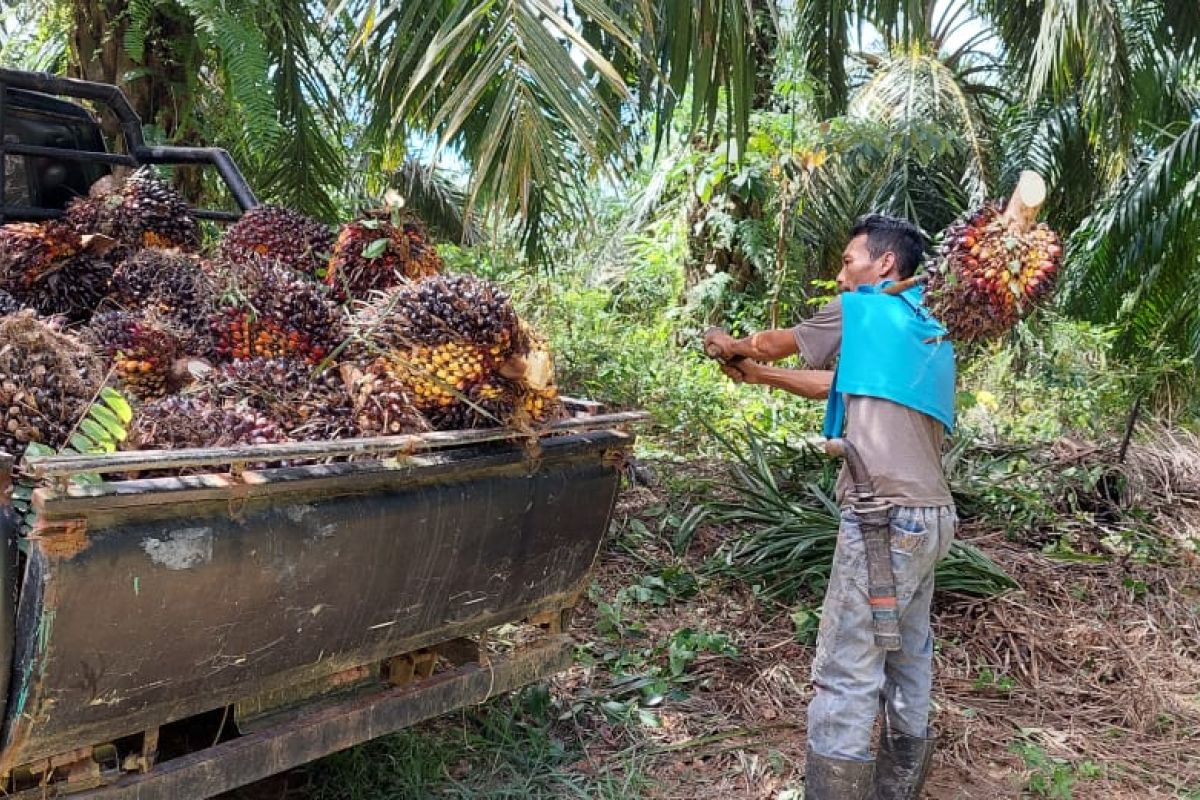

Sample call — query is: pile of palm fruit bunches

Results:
[0,167,563,468]
[922,199,1063,342]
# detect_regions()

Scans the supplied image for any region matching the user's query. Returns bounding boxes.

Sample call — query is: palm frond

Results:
[792,0,852,116]
[648,0,771,153]
[850,46,993,205]
[1061,119,1200,356]
[705,425,1017,601]
[392,160,481,245]
[354,0,633,254]
[179,0,286,152]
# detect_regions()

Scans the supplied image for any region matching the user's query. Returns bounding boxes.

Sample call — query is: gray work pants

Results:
[807,505,957,760]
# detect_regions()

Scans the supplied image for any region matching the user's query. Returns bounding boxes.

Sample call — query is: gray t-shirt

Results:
[793,297,953,508]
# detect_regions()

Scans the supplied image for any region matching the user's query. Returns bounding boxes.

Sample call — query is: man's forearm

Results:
[752,366,832,399]
[730,329,799,362]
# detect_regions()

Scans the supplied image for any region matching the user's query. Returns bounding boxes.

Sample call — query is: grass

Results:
[293,687,651,799]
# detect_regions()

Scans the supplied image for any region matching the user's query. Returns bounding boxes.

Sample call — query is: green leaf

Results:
[89,405,128,442]
[22,442,55,458]
[80,419,113,447]
[362,238,390,259]
[68,434,96,454]
[100,388,133,425]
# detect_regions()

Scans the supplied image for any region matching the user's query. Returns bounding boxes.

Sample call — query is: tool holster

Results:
[826,439,900,651]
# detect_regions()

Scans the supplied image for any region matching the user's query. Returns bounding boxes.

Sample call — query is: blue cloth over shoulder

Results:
[821,282,956,438]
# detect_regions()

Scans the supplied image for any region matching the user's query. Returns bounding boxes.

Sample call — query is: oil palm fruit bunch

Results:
[87,311,183,400]
[109,248,217,354]
[324,217,442,301]
[0,221,113,322]
[220,205,334,278]
[0,311,102,460]
[65,167,200,252]
[925,201,1063,342]
[194,358,356,439]
[131,396,286,449]
[210,258,342,364]
[347,357,428,436]
[389,274,523,356]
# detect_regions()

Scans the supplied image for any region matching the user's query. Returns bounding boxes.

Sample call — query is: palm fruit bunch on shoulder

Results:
[0,311,103,461]
[192,357,357,440]
[324,216,442,301]
[87,311,183,400]
[0,220,114,323]
[0,289,22,317]
[924,201,1063,342]
[346,357,429,436]
[65,167,200,252]
[109,248,217,355]
[220,205,335,279]
[209,258,342,364]
[130,395,286,450]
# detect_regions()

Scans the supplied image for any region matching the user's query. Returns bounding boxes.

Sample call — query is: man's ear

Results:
[875,250,896,277]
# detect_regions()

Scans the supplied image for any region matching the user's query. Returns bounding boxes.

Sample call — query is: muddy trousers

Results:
[807,506,956,761]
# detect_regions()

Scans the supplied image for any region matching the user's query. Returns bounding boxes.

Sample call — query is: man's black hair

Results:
[849,214,926,279]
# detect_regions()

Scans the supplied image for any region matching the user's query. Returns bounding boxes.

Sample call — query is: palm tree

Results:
[345,0,778,253]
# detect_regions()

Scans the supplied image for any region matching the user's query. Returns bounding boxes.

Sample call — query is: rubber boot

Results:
[805,747,874,800]
[871,715,935,800]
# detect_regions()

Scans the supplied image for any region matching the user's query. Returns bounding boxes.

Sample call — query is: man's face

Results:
[836,234,894,291]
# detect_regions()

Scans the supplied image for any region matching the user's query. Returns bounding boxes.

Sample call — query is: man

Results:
[704,214,956,800]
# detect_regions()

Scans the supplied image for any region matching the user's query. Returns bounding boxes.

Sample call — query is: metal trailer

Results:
[0,411,645,797]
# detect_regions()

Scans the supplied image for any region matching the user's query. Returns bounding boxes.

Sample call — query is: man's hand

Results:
[720,359,766,384]
[703,327,738,361]
[733,359,766,384]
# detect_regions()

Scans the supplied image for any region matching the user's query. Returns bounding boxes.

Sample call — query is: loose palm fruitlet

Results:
[347,358,429,436]
[194,358,358,439]
[324,218,443,300]
[210,259,342,364]
[0,311,103,460]
[131,396,286,450]
[65,167,200,252]
[109,249,217,355]
[88,311,183,400]
[0,221,113,322]
[925,201,1063,342]
[220,205,335,279]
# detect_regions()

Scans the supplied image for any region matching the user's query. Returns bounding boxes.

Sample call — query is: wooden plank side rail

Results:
[21,411,651,479]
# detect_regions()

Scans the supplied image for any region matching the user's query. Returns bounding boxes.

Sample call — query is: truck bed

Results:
[0,411,643,796]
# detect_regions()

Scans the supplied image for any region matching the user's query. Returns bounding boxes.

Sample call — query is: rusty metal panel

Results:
[0,479,15,731]
[9,636,574,800]
[0,433,625,768]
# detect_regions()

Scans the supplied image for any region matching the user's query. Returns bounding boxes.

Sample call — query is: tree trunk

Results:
[67,0,203,198]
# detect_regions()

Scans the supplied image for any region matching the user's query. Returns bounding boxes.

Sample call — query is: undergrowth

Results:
[293,687,650,799]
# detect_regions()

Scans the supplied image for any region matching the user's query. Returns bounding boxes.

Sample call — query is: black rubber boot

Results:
[871,717,935,800]
[805,747,875,800]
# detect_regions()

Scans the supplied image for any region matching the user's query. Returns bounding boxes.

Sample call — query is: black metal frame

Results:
[0,68,259,224]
